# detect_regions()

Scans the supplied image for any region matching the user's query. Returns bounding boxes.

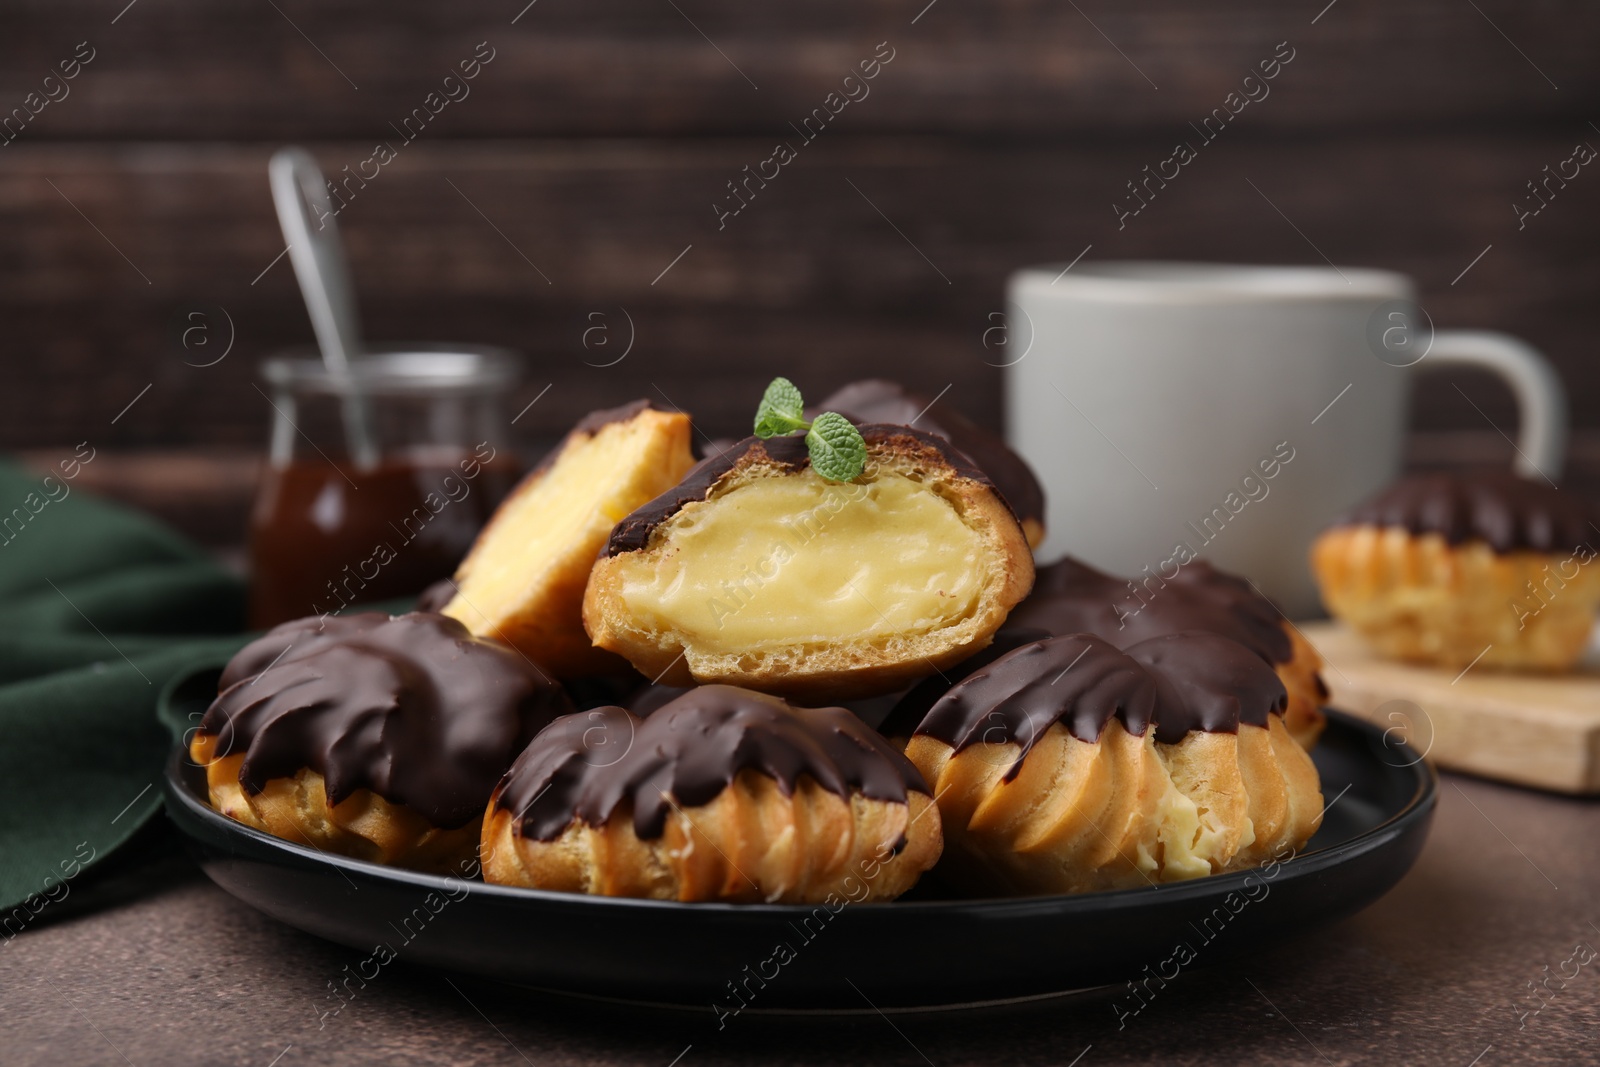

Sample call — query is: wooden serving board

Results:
[1298,621,1600,795]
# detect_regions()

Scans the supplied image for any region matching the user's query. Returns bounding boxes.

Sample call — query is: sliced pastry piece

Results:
[902,631,1323,895]
[1009,556,1328,750]
[481,685,942,902]
[582,426,1035,700]
[191,612,573,872]
[439,400,696,677]
[1312,470,1600,670]
[817,379,1048,549]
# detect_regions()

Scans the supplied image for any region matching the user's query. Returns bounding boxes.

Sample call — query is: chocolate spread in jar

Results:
[248,443,520,629]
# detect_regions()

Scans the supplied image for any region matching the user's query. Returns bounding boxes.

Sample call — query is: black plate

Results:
[162,710,1434,1011]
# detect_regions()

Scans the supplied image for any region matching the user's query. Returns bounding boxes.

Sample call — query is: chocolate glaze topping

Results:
[913,631,1287,778]
[817,379,1045,531]
[878,627,1052,740]
[1123,631,1289,741]
[571,398,657,437]
[495,684,930,842]
[414,579,456,614]
[628,684,693,717]
[604,424,1003,557]
[218,611,389,690]
[201,612,574,828]
[1008,556,1293,665]
[1330,470,1600,554]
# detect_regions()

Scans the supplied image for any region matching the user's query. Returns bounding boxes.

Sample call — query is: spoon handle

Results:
[269,147,380,470]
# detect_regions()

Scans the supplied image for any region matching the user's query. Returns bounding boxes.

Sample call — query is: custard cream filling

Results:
[616,471,986,652]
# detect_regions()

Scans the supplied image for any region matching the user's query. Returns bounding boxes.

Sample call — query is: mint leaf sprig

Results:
[752,376,807,438]
[752,376,867,482]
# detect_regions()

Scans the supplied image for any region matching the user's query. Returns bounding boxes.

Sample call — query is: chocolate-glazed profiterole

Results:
[1007,556,1327,749]
[481,685,942,902]
[1313,470,1600,670]
[902,631,1322,895]
[191,612,573,871]
[584,426,1034,700]
[439,400,695,678]
[1331,469,1599,553]
[816,379,1048,549]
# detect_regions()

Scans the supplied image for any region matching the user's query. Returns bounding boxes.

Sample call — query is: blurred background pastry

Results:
[1311,470,1600,670]
[583,425,1034,699]
[437,400,695,678]
[482,685,942,902]
[1008,556,1327,749]
[902,631,1322,895]
[191,612,573,871]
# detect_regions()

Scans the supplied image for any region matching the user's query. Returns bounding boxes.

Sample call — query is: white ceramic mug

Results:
[1004,261,1567,618]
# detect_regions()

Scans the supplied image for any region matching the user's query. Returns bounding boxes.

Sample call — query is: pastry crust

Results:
[905,715,1321,895]
[482,770,941,904]
[582,428,1035,700]
[1277,623,1329,749]
[1311,525,1600,670]
[442,402,696,677]
[190,733,478,873]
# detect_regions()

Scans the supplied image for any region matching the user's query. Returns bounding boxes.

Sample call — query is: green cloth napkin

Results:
[0,461,248,916]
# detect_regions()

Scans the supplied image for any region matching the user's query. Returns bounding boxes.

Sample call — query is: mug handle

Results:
[1419,330,1568,480]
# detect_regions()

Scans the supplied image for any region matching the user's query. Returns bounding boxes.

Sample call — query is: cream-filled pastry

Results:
[582,426,1034,700]
[481,685,942,902]
[902,631,1323,895]
[192,612,573,872]
[1312,470,1600,670]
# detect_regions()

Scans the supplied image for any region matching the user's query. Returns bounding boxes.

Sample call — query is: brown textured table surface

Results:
[2,770,1595,1067]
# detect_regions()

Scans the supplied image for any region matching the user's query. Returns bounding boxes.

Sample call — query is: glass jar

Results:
[248,345,524,629]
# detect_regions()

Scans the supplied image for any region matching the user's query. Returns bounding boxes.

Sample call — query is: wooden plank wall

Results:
[2,0,1596,471]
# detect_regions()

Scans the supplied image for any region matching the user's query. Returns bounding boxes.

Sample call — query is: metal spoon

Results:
[269,146,380,470]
